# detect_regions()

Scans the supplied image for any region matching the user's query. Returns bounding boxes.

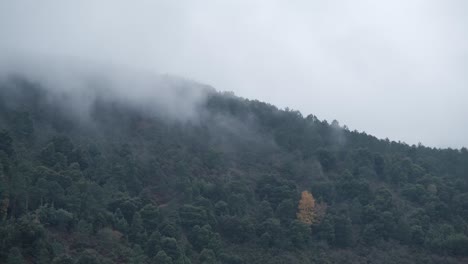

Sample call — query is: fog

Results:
[0,0,467,148]
[0,57,211,123]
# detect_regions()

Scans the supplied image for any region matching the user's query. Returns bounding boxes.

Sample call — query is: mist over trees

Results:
[0,73,467,264]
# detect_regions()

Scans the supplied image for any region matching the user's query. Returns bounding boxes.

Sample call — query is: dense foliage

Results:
[0,78,467,263]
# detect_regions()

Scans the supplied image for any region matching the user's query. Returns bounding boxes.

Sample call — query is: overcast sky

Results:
[0,0,467,148]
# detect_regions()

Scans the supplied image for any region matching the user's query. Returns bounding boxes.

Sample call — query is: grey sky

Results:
[0,0,467,148]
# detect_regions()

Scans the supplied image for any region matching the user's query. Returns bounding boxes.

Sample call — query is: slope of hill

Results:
[0,75,467,264]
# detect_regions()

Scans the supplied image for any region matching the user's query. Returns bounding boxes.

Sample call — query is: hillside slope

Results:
[0,76,467,264]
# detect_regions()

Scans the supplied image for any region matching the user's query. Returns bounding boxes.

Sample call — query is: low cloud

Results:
[0,55,211,123]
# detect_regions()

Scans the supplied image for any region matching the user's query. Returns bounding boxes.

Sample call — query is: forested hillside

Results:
[0,76,467,264]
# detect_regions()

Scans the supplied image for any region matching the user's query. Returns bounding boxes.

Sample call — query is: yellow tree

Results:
[297,191,316,225]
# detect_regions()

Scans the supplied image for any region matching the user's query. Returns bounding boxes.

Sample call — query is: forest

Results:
[0,76,467,264]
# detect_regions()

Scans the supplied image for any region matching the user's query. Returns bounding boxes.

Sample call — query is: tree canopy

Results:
[0,78,467,263]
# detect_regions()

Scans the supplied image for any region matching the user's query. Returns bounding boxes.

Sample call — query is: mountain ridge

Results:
[0,73,467,264]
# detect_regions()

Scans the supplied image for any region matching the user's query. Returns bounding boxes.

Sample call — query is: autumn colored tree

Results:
[297,190,327,225]
[297,191,316,225]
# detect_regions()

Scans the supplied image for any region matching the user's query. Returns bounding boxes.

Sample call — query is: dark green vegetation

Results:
[0,77,467,264]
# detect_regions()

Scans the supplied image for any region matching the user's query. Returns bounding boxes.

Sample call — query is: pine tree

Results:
[7,247,24,264]
[0,163,9,221]
[154,250,173,264]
